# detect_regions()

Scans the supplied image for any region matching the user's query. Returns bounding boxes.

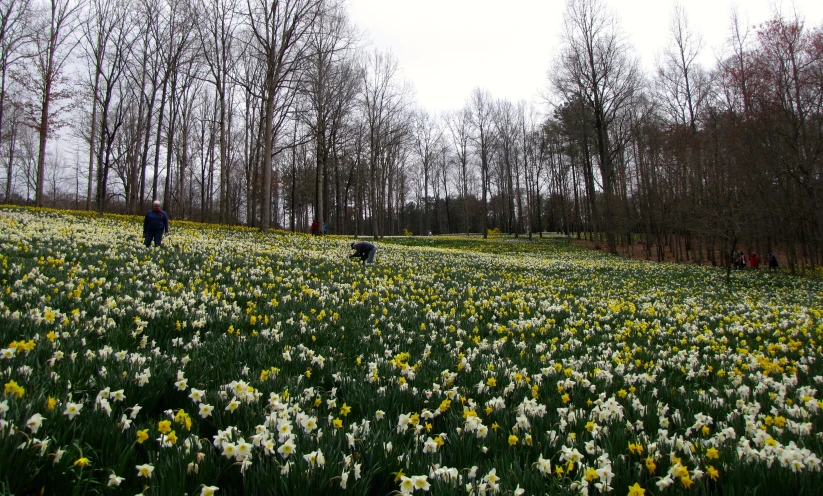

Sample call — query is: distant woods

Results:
[1,0,821,272]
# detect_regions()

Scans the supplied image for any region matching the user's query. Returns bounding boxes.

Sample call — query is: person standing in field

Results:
[732,251,742,269]
[749,252,759,269]
[768,252,779,270]
[311,220,319,236]
[143,200,170,247]
[349,241,377,264]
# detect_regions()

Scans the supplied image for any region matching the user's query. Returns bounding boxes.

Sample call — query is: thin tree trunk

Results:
[35,78,52,208]
[152,76,169,203]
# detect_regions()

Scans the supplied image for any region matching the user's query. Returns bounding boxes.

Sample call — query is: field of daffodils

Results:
[1,207,822,495]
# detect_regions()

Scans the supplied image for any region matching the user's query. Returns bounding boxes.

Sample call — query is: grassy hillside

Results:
[1,207,822,495]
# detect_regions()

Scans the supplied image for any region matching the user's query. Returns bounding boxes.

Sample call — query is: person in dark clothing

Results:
[311,220,319,236]
[735,251,747,269]
[143,200,170,247]
[768,252,779,270]
[349,241,376,264]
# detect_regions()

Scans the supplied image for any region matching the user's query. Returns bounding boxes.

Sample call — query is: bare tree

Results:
[517,101,537,238]
[243,0,323,232]
[445,106,472,233]
[81,0,110,211]
[0,0,32,202]
[139,0,194,210]
[45,148,66,206]
[552,0,640,253]
[493,99,521,235]
[126,0,163,214]
[82,0,134,212]
[301,2,359,233]
[412,108,441,234]
[656,3,709,132]
[20,0,82,207]
[655,3,711,260]
[3,102,24,201]
[469,87,494,238]
[190,0,240,223]
[360,49,409,239]
[718,8,755,117]
[435,139,452,233]
[752,11,823,270]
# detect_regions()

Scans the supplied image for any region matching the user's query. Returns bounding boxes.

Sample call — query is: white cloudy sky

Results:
[346,0,823,114]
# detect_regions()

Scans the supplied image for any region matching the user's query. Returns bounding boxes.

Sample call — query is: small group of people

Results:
[144,202,378,266]
[733,251,757,269]
[310,220,328,236]
[732,250,779,270]
[145,202,378,265]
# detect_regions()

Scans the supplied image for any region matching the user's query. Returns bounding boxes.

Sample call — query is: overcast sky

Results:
[346,0,823,114]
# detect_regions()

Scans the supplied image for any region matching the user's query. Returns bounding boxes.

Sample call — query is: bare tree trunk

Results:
[84,73,99,210]
[4,116,17,203]
[152,77,169,202]
[261,64,275,231]
[34,76,52,208]
[163,71,179,210]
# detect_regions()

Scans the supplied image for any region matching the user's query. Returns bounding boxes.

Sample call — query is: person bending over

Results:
[349,241,376,264]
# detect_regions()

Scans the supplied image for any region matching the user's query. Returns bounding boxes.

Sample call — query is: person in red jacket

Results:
[311,220,319,236]
[750,253,759,269]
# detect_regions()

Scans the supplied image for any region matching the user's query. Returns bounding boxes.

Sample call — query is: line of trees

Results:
[1,0,821,272]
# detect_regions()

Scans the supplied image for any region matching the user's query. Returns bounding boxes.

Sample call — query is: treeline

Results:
[1,0,821,272]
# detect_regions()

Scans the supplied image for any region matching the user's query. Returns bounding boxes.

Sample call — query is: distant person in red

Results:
[143,200,170,247]
[311,220,319,236]
[750,252,759,269]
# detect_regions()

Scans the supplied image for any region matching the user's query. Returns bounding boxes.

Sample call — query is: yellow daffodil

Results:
[584,467,598,481]
[136,429,149,444]
[628,483,645,496]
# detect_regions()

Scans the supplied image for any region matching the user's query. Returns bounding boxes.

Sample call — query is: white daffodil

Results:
[26,413,44,433]
[411,475,431,491]
[136,464,154,478]
[199,404,214,418]
[200,486,219,496]
[107,473,124,487]
[63,402,83,420]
